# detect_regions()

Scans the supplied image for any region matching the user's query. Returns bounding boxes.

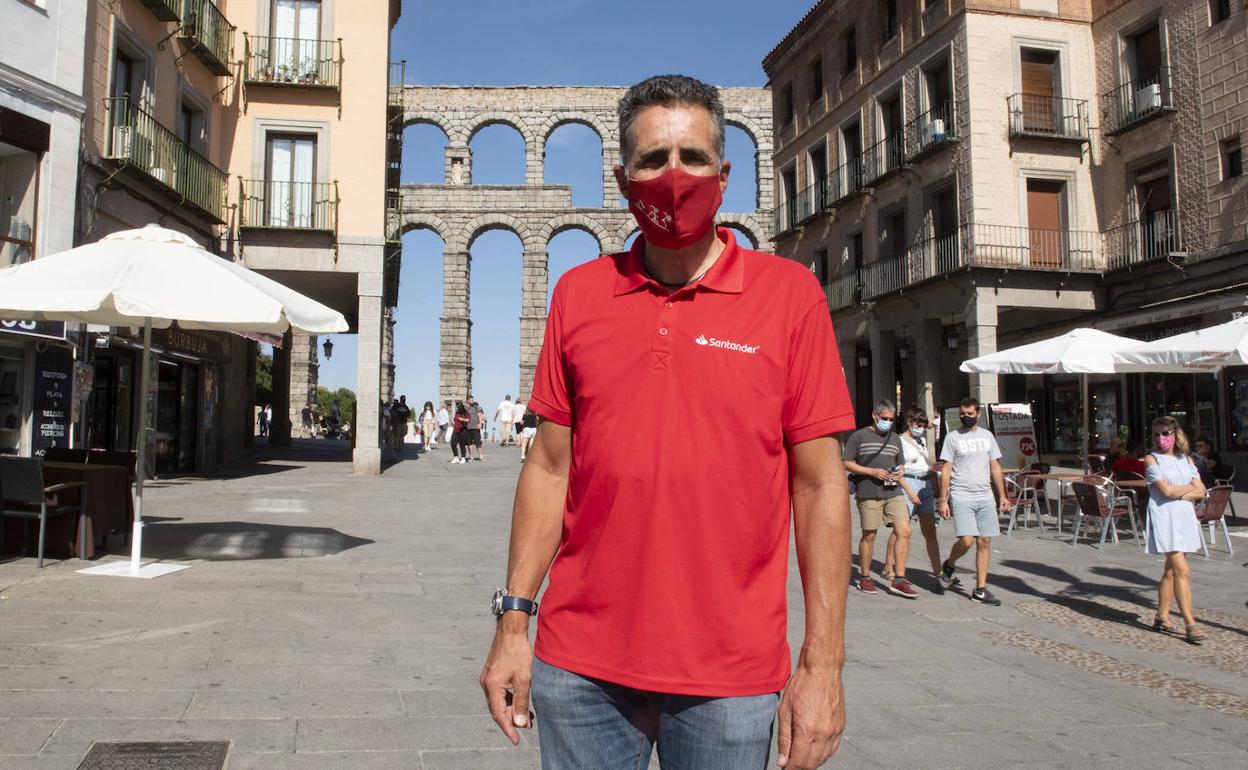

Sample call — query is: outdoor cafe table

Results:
[1025,473,1085,532]
[40,461,131,559]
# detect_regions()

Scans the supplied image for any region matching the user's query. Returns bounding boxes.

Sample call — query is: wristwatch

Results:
[491,588,538,617]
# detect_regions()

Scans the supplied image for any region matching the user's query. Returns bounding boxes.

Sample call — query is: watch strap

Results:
[500,595,538,616]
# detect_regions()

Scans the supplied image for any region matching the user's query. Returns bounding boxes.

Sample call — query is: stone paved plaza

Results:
[2,440,1248,768]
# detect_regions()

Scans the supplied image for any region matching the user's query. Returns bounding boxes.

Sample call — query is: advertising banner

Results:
[32,346,72,455]
[989,403,1039,470]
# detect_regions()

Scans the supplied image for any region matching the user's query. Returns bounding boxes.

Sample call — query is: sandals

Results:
[1152,615,1180,635]
[881,569,895,582]
[1185,625,1207,645]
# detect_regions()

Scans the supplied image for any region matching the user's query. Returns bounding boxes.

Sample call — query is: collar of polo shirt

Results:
[613,227,745,296]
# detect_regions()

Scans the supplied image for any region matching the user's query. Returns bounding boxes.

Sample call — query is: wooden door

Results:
[1026,180,1063,267]
[1021,50,1057,133]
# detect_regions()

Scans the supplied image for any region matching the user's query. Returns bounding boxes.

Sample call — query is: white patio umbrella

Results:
[0,225,348,578]
[1112,316,1248,373]
[960,328,1146,468]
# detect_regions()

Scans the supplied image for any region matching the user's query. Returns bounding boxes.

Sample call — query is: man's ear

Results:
[719,159,732,194]
[613,164,628,199]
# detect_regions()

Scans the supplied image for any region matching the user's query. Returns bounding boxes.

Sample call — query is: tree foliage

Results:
[255,352,273,405]
[315,385,357,424]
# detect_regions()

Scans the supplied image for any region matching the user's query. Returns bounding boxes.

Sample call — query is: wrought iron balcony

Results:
[139,0,181,22]
[385,193,403,244]
[1007,93,1089,141]
[178,0,235,76]
[389,60,407,113]
[239,178,338,233]
[245,35,342,89]
[861,232,962,299]
[771,182,818,237]
[102,97,227,223]
[1103,67,1176,136]
[904,100,958,161]
[1106,210,1182,270]
[863,133,906,186]
[828,270,862,312]
[827,154,868,207]
[965,223,1101,271]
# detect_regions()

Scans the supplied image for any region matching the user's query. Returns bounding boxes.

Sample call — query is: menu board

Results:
[989,403,1039,469]
[32,346,73,455]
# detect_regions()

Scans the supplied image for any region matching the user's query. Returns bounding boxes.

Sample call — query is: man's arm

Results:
[938,462,952,518]
[841,459,892,481]
[990,459,1010,512]
[480,420,571,745]
[776,436,849,770]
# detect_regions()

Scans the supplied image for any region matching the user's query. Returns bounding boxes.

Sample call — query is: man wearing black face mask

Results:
[936,397,1010,605]
[480,75,855,770]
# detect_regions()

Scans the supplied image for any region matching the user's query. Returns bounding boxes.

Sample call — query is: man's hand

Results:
[776,661,845,769]
[907,491,921,506]
[939,500,952,519]
[480,621,535,745]
[998,496,1012,513]
[871,468,891,482]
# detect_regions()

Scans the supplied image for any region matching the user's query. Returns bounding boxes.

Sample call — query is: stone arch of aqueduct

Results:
[394,85,775,402]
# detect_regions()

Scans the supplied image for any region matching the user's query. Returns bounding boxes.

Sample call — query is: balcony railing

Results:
[863,133,906,185]
[831,154,868,205]
[245,35,342,89]
[862,232,962,299]
[102,97,227,223]
[1106,209,1182,270]
[239,178,338,233]
[772,182,819,236]
[1103,67,1176,135]
[965,223,1101,271]
[828,270,862,311]
[178,0,235,76]
[139,0,181,21]
[905,100,957,161]
[1007,93,1089,141]
[385,193,403,243]
[389,60,407,113]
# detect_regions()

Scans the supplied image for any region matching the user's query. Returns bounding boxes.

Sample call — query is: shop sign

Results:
[155,327,225,360]
[32,345,72,455]
[0,319,66,341]
[989,403,1040,469]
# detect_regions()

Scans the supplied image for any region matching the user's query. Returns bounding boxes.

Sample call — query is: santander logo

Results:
[695,334,759,354]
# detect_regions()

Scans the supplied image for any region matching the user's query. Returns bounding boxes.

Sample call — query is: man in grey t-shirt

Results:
[936,397,1010,605]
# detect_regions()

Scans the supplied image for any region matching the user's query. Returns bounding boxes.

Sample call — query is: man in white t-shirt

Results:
[437,400,452,444]
[496,395,514,446]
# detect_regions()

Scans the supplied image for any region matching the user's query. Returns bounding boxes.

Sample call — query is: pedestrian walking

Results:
[464,396,484,461]
[437,400,451,444]
[393,396,412,453]
[257,404,269,438]
[422,401,437,450]
[883,406,946,587]
[512,398,525,443]
[300,404,313,439]
[496,395,515,446]
[1145,416,1208,643]
[936,397,1010,605]
[518,407,537,462]
[450,402,470,464]
[480,75,855,770]
[843,399,917,599]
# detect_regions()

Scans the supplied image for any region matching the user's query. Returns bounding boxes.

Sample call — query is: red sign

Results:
[1020,436,1036,457]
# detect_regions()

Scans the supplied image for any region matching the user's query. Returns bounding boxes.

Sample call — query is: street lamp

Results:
[857,349,870,368]
[944,328,960,351]
[322,338,334,360]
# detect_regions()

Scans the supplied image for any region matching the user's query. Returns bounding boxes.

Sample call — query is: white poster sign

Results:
[990,403,1039,470]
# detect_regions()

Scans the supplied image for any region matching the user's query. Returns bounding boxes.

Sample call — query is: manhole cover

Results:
[78,741,229,770]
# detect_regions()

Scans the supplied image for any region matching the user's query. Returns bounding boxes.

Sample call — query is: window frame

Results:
[0,140,41,264]
[842,27,858,75]
[1222,136,1243,181]
[809,56,824,105]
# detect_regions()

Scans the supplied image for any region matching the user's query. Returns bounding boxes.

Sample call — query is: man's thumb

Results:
[776,697,792,767]
[512,678,531,727]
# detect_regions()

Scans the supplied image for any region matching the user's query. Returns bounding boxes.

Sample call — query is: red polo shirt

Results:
[528,228,854,697]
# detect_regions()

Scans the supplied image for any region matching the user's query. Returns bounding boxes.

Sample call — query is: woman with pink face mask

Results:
[1143,415,1207,644]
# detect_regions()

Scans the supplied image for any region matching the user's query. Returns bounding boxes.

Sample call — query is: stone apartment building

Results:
[763,0,1247,470]
[75,0,401,475]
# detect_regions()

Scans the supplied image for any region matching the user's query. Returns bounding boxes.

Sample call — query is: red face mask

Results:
[626,167,723,250]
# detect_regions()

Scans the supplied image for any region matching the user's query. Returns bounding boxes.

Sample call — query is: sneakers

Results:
[885,578,919,599]
[970,587,1001,606]
[938,562,955,591]
[856,576,879,595]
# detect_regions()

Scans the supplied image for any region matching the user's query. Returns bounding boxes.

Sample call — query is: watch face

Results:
[490,589,504,617]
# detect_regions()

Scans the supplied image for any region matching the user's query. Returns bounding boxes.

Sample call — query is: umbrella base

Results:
[77,559,191,579]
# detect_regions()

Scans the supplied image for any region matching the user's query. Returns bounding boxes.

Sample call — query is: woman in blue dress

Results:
[1143,416,1207,644]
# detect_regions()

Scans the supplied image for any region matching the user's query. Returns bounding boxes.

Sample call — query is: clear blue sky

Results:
[315,0,816,424]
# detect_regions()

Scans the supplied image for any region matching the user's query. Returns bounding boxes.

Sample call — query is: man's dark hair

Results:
[618,74,726,167]
[959,396,981,412]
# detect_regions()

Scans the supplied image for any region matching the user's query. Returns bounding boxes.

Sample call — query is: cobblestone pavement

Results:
[1,440,1247,768]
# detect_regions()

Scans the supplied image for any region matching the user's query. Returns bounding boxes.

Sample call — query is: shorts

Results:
[951,494,1000,538]
[857,495,909,531]
[905,484,935,518]
[521,426,537,439]
[468,429,482,447]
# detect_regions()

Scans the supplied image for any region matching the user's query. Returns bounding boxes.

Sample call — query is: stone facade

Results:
[396,85,775,404]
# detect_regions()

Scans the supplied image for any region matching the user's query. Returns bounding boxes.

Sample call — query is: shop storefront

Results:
[0,321,72,457]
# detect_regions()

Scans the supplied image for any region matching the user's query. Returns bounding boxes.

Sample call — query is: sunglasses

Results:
[1153,430,1174,438]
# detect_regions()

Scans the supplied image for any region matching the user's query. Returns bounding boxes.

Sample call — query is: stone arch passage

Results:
[397,85,774,403]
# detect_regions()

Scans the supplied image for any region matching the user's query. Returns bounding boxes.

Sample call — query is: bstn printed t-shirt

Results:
[528,228,855,697]
[939,428,1002,496]
[843,427,904,499]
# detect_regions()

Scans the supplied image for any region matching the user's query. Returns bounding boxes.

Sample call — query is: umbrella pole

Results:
[1081,373,1090,473]
[130,318,152,576]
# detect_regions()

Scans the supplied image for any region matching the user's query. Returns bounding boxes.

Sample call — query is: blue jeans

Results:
[531,656,778,770]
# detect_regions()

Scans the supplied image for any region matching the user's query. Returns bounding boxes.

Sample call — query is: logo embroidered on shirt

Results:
[695,335,759,354]
[632,199,674,233]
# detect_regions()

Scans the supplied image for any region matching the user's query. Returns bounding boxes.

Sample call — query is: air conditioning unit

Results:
[921,118,946,147]
[1135,83,1162,113]
[110,125,132,158]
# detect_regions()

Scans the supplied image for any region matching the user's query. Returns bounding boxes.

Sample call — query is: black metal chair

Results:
[0,457,87,568]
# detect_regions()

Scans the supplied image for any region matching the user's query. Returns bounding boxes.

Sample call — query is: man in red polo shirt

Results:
[480,75,855,770]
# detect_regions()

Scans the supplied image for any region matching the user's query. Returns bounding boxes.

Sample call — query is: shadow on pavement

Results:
[109,521,374,561]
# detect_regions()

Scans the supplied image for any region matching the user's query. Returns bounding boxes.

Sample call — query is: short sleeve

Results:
[1186,458,1200,482]
[842,429,861,460]
[528,278,573,426]
[939,437,954,463]
[783,302,856,445]
[1144,461,1163,484]
[989,435,1003,461]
